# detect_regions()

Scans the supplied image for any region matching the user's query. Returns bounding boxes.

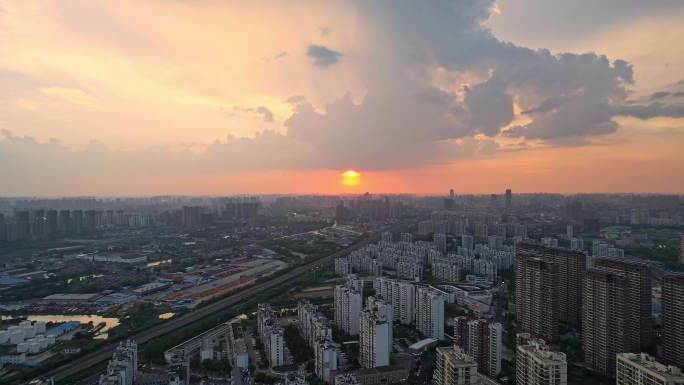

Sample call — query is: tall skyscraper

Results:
[433,345,479,385]
[583,267,638,376]
[663,273,684,369]
[515,255,559,340]
[515,335,567,385]
[416,286,444,339]
[516,243,586,331]
[616,353,684,385]
[505,189,512,209]
[453,317,502,377]
[593,257,652,351]
[334,282,362,336]
[359,298,392,368]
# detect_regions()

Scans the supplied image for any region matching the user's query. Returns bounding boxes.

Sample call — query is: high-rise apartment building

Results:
[433,345,479,385]
[515,255,558,340]
[680,234,684,264]
[616,353,684,385]
[453,317,502,377]
[334,282,362,336]
[663,273,684,369]
[315,337,337,383]
[516,243,586,333]
[593,257,652,351]
[98,340,138,385]
[416,286,444,339]
[515,335,567,385]
[582,267,637,376]
[358,298,392,368]
[373,277,415,325]
[257,304,286,368]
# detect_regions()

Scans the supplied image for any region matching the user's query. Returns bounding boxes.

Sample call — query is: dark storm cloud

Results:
[306,45,341,67]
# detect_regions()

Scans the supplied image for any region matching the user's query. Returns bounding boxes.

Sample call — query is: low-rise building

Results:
[617,353,684,385]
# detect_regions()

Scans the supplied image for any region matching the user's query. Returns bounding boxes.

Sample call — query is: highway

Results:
[35,233,379,383]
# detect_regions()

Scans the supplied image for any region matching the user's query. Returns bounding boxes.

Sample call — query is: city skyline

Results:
[1,1,684,195]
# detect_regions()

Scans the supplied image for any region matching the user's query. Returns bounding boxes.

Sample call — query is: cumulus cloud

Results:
[231,105,275,123]
[306,44,341,67]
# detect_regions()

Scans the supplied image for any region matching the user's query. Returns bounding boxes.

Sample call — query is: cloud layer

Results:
[0,0,683,194]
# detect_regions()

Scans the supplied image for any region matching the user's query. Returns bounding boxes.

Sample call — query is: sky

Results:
[1,0,684,196]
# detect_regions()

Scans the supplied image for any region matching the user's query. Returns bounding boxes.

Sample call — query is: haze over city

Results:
[3,2,684,385]
[2,0,684,195]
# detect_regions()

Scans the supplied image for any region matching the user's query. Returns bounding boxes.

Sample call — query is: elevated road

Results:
[36,233,380,382]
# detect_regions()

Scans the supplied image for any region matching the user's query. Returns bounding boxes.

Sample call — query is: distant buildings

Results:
[515,334,567,385]
[663,273,684,370]
[616,353,684,385]
[680,234,684,264]
[223,197,260,226]
[433,345,479,385]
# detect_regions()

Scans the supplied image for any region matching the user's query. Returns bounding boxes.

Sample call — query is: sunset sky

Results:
[1,0,684,196]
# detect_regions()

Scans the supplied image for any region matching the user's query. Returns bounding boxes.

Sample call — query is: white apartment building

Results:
[359,299,392,368]
[416,286,444,340]
[98,340,137,385]
[374,277,415,325]
[334,284,362,336]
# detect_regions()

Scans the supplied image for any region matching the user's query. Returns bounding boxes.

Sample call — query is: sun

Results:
[341,170,361,187]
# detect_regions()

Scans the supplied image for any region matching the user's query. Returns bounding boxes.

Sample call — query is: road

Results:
[35,233,380,383]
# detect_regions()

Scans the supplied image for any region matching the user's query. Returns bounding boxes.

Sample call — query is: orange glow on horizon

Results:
[341,170,361,187]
